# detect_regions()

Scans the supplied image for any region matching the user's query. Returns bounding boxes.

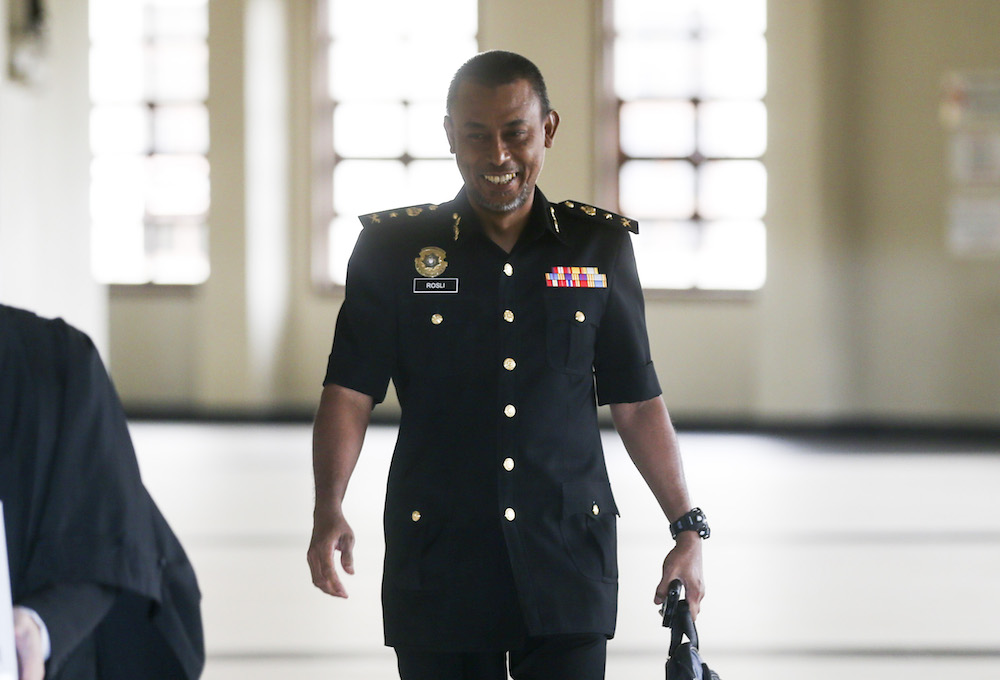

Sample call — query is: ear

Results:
[444,116,456,153]
[543,110,560,148]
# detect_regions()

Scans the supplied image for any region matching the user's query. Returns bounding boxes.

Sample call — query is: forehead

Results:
[449,79,543,125]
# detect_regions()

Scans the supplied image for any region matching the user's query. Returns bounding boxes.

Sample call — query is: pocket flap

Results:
[561,480,619,519]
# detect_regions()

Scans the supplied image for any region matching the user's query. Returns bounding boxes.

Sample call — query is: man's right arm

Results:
[307,383,374,598]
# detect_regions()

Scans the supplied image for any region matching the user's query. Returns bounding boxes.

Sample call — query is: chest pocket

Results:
[544,291,606,375]
[401,297,481,377]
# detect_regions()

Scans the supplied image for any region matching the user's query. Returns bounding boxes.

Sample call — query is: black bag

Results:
[662,580,721,680]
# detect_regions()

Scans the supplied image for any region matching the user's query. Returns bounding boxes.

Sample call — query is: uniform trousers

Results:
[394,633,607,680]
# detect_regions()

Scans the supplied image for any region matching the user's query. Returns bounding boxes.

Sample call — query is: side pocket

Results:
[383,492,450,590]
[559,480,619,583]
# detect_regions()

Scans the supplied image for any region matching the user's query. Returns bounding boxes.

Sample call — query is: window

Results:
[315,0,477,286]
[610,0,767,291]
[89,0,210,285]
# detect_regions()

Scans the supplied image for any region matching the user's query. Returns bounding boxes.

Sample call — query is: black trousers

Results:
[394,634,607,680]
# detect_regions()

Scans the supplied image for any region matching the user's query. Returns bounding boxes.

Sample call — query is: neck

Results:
[471,194,534,254]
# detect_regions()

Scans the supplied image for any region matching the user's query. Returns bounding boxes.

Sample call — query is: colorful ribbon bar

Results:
[545,266,607,288]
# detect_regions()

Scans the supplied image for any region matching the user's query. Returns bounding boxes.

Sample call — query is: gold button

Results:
[411,510,421,522]
[504,507,516,521]
[503,309,514,323]
[504,404,516,418]
[591,504,600,516]
[503,263,513,276]
[575,311,586,323]
[431,313,443,325]
[503,358,516,371]
[503,457,515,471]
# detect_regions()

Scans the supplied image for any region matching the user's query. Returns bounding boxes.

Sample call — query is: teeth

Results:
[484,173,516,185]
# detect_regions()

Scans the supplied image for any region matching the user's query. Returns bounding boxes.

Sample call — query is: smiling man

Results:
[308,50,707,680]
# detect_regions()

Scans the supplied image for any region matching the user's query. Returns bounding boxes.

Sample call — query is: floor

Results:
[129,422,1000,680]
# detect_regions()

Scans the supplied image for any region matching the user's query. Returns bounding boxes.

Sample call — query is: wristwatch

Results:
[669,507,710,539]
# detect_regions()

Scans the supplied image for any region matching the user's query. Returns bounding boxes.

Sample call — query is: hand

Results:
[654,533,704,619]
[13,607,45,680]
[307,509,355,598]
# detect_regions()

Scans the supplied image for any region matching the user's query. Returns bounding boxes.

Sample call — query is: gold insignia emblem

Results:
[581,205,597,217]
[415,246,448,277]
[406,207,423,217]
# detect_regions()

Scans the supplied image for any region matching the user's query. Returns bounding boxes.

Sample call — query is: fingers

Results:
[13,608,45,680]
[653,574,672,605]
[339,532,355,576]
[656,541,705,619]
[307,528,354,598]
[685,576,705,620]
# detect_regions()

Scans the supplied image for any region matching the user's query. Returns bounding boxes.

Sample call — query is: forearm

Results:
[610,396,692,522]
[312,383,373,513]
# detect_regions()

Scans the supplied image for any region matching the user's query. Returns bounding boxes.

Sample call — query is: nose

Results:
[487,136,511,166]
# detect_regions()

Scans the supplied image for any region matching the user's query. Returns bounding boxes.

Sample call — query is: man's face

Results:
[445,79,559,216]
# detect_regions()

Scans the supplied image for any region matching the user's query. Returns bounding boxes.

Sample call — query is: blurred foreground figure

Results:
[1,304,204,680]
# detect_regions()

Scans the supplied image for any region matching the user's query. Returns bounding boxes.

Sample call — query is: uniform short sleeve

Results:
[324,226,396,403]
[592,231,661,405]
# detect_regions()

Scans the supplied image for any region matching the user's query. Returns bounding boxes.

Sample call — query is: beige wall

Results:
[0,0,105,350]
[6,0,1000,425]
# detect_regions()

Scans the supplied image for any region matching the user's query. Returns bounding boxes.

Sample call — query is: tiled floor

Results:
[130,422,1000,680]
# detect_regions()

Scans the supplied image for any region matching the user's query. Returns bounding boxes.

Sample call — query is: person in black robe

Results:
[0,304,204,680]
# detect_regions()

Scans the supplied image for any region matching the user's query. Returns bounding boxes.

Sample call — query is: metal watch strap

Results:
[670,507,710,539]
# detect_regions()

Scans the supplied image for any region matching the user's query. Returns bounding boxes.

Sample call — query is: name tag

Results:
[413,277,459,293]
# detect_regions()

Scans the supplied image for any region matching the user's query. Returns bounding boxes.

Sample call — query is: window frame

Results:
[598,0,767,298]
[310,0,478,292]
[88,0,212,287]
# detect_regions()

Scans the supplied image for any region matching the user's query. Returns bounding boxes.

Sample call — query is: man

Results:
[1,304,204,680]
[308,50,707,680]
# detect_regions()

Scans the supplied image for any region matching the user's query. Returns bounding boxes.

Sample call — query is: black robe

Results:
[0,305,204,679]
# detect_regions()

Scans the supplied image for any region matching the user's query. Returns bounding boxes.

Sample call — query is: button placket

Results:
[498,257,518,525]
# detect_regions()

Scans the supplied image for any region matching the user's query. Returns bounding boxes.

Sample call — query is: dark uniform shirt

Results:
[325,187,660,652]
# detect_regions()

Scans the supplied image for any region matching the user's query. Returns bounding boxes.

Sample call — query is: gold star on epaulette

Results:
[557,200,639,234]
[359,203,439,229]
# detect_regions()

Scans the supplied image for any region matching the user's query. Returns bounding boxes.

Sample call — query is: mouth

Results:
[482,171,519,186]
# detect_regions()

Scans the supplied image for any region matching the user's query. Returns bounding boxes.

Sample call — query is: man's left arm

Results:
[610,396,705,618]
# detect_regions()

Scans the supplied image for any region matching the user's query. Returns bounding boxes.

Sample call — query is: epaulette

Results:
[554,200,638,234]
[359,203,444,228]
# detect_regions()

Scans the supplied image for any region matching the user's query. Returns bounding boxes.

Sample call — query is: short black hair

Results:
[446,50,551,116]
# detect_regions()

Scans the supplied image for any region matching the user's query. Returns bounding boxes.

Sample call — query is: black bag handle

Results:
[668,599,699,655]
[662,579,722,679]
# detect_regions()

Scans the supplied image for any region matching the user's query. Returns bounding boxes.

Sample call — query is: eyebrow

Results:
[461,119,530,130]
